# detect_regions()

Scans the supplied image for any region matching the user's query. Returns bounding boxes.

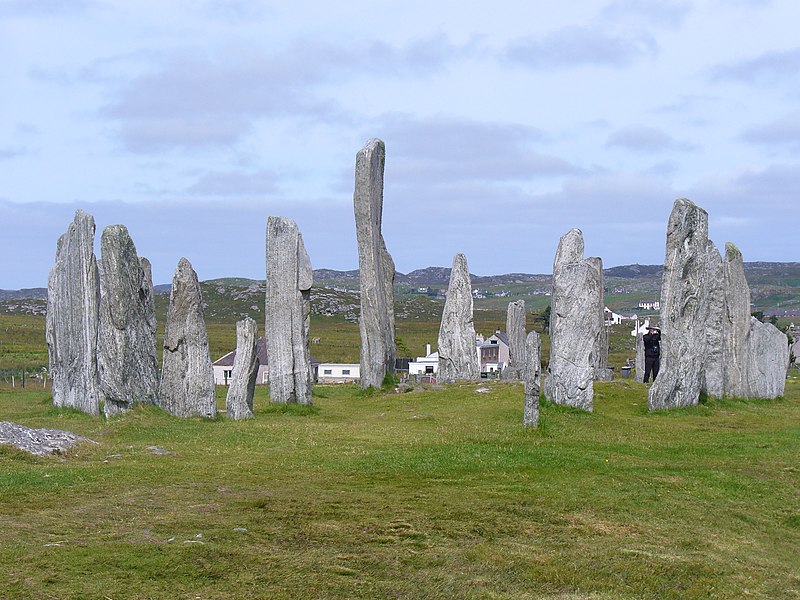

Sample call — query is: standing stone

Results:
[746,317,789,399]
[702,242,725,399]
[635,333,645,384]
[503,300,526,380]
[437,253,480,383]
[353,138,396,388]
[722,243,751,398]
[159,258,216,418]
[588,257,613,382]
[523,331,541,430]
[46,210,102,416]
[97,225,159,417]
[543,229,602,411]
[648,199,711,411]
[226,317,258,419]
[265,216,313,405]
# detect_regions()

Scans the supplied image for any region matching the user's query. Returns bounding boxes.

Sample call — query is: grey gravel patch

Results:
[146,446,175,455]
[0,421,96,456]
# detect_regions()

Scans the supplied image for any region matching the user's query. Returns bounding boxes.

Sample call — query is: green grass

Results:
[0,379,798,599]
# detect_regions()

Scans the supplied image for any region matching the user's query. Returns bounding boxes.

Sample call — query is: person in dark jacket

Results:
[643,325,661,383]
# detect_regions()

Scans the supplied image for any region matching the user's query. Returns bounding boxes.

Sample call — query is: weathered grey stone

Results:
[648,199,711,411]
[702,241,725,399]
[353,138,396,388]
[0,421,96,456]
[588,257,612,382]
[225,317,258,419]
[722,243,751,398]
[159,258,216,418]
[265,216,313,405]
[635,333,645,384]
[747,317,789,398]
[437,253,480,383]
[503,300,526,380]
[46,210,102,416]
[543,229,602,411]
[523,331,541,430]
[97,225,159,417]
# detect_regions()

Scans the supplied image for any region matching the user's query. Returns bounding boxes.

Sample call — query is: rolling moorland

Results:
[0,264,798,598]
[1,262,799,374]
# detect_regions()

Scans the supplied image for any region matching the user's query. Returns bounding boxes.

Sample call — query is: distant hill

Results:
[604,264,663,278]
[0,288,47,301]
[3,262,799,317]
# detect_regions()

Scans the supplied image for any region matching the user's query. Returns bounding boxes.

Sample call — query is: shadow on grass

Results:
[260,403,320,417]
[647,394,787,418]
[540,397,595,418]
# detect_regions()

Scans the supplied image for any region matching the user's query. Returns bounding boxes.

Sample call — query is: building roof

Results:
[479,331,509,347]
[213,337,320,368]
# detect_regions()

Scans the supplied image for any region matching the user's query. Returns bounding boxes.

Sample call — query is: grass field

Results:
[0,377,798,599]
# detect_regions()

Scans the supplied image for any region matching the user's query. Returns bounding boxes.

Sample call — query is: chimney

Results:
[426,343,431,356]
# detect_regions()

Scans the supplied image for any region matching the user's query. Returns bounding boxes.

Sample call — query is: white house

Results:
[212,337,321,385]
[317,363,360,384]
[604,306,624,325]
[478,330,509,374]
[638,300,660,311]
[408,344,439,376]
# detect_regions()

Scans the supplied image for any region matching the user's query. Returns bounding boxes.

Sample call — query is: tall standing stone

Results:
[97,225,159,417]
[46,210,102,416]
[265,216,313,405]
[543,229,603,411]
[226,317,258,419]
[503,300,526,380]
[588,257,612,381]
[648,199,711,411]
[354,138,396,388]
[635,333,645,384]
[437,253,480,383]
[523,331,541,430]
[746,317,789,399]
[702,242,725,399]
[159,258,216,418]
[722,243,751,398]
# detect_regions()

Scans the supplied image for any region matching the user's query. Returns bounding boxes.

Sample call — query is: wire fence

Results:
[0,366,49,388]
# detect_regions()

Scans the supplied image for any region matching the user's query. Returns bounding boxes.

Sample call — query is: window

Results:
[224,370,232,378]
[425,365,434,374]
[342,369,351,375]
[323,369,332,375]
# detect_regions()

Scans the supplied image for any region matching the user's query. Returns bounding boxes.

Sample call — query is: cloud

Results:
[0,147,25,160]
[0,0,95,17]
[504,26,657,68]
[733,163,800,201]
[651,94,716,114]
[685,163,799,259]
[645,160,679,176]
[741,112,800,150]
[100,35,469,152]
[373,114,577,185]
[710,47,800,85]
[203,0,268,21]
[0,198,359,288]
[606,125,693,152]
[186,169,281,197]
[600,0,691,29]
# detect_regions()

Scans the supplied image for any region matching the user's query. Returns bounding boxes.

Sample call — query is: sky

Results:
[1,0,798,288]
